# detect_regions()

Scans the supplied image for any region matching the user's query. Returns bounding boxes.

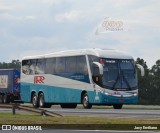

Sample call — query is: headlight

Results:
[104,92,109,95]
[103,90,110,96]
[133,92,138,96]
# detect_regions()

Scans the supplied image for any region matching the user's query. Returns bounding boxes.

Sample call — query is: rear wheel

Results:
[10,95,14,103]
[60,104,77,109]
[82,93,92,109]
[0,95,4,103]
[3,94,10,103]
[32,93,39,108]
[113,104,123,109]
[39,93,51,108]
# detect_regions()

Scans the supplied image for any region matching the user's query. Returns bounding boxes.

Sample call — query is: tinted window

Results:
[77,56,88,75]
[22,55,90,83]
[55,57,66,73]
[29,60,36,75]
[35,59,45,74]
[22,59,45,75]
[45,58,56,74]
[22,60,31,75]
[66,56,76,73]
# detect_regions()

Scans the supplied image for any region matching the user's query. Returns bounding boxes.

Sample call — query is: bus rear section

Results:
[0,69,20,103]
[20,55,90,108]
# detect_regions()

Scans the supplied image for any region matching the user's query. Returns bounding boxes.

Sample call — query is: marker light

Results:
[100,59,105,65]
[133,92,138,96]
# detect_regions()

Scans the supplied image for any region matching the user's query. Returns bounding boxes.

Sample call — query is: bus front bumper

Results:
[100,93,138,105]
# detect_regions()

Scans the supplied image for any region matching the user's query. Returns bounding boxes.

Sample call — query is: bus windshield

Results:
[102,58,137,91]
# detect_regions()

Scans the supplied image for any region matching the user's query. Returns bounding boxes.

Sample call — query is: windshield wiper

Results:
[122,74,132,90]
[112,74,120,90]
[119,61,133,90]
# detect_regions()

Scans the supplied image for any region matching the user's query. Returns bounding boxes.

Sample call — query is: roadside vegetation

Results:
[0,113,160,131]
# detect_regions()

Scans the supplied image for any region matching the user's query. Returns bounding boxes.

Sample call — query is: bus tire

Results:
[39,93,51,108]
[10,95,14,103]
[60,104,77,109]
[39,93,45,108]
[113,104,123,109]
[3,94,10,103]
[32,93,39,108]
[1,95,4,103]
[82,93,92,109]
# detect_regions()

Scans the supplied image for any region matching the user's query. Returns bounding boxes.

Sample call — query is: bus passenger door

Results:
[91,62,104,103]
[92,62,103,87]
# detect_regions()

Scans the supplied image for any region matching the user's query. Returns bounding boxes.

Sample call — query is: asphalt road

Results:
[0,106,160,120]
[45,108,160,120]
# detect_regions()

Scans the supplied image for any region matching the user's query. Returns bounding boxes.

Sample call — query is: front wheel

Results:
[113,104,123,109]
[82,93,92,109]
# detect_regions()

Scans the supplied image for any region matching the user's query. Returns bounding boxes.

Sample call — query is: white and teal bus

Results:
[21,48,144,109]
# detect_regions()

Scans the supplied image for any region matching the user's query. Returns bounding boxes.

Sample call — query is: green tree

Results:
[0,60,21,69]
[150,60,160,105]
[136,58,153,105]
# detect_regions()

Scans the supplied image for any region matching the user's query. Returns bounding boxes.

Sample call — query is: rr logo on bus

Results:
[34,76,45,84]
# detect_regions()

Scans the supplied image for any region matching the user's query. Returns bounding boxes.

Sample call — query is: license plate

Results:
[119,99,125,102]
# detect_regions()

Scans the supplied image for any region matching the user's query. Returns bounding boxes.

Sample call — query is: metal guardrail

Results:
[0,103,62,117]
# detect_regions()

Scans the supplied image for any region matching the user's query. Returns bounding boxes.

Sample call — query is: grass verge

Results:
[0,113,160,130]
[0,113,160,124]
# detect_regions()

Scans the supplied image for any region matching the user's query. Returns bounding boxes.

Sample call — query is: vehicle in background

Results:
[20,48,144,109]
[0,69,20,103]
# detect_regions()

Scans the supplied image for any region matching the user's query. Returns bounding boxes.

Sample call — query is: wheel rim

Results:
[83,95,88,107]
[39,95,44,107]
[3,95,6,103]
[32,95,37,106]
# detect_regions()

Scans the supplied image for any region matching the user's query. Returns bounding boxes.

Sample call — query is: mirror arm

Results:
[93,62,103,75]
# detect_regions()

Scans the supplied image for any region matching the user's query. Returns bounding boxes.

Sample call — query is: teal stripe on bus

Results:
[20,82,137,105]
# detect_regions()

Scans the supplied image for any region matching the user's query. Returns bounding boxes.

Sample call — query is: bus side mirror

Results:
[93,62,103,76]
[136,64,145,77]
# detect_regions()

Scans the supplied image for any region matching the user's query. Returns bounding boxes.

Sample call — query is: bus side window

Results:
[35,59,45,74]
[55,57,65,74]
[66,56,76,73]
[22,60,30,75]
[45,58,56,74]
[77,56,88,75]
[29,59,37,75]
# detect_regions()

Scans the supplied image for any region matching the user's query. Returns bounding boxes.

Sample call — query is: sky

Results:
[0,0,159,68]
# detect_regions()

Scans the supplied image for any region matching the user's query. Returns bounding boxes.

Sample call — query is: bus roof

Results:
[22,48,133,60]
